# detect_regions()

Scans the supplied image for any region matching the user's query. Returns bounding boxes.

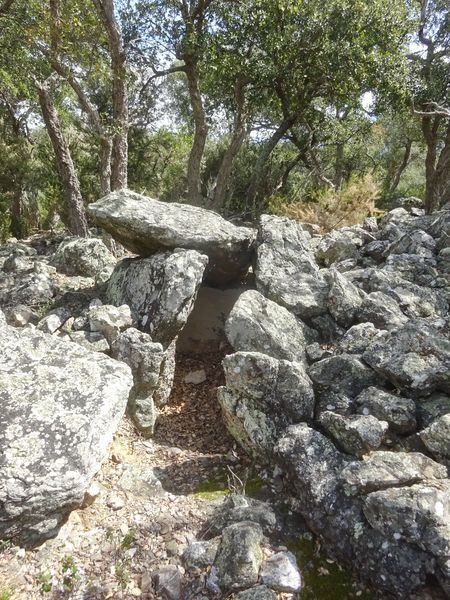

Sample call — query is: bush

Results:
[271,174,381,232]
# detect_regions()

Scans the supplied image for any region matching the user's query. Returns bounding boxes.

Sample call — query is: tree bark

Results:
[388,139,412,195]
[93,0,128,190]
[185,57,208,205]
[247,114,297,213]
[212,78,249,211]
[36,81,89,236]
[334,142,345,189]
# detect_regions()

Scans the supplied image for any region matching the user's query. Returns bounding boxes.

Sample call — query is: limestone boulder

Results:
[218,352,315,457]
[255,215,328,319]
[87,189,255,285]
[106,249,207,348]
[225,290,309,363]
[0,319,132,544]
[52,236,116,278]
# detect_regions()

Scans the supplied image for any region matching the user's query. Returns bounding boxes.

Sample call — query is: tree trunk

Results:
[100,136,113,196]
[432,121,450,208]
[10,187,25,239]
[388,139,412,195]
[334,142,345,189]
[93,0,128,190]
[36,82,89,236]
[247,115,297,213]
[185,58,208,205]
[422,115,440,213]
[212,78,249,211]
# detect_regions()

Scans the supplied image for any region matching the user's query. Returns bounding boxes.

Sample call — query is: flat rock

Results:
[225,289,308,363]
[234,586,277,600]
[0,318,132,544]
[87,189,255,285]
[260,551,302,593]
[341,451,447,494]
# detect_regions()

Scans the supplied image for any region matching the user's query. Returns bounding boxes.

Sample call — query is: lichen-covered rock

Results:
[37,308,71,335]
[87,189,255,285]
[327,269,365,328]
[70,330,110,353]
[225,290,308,363]
[319,412,388,457]
[255,215,328,318]
[207,494,276,537]
[183,538,220,570]
[0,271,54,307]
[111,328,165,436]
[308,354,379,397]
[419,414,450,459]
[52,236,116,278]
[357,291,408,330]
[363,481,450,567]
[340,451,447,494]
[260,551,302,593]
[214,521,264,591]
[89,303,133,344]
[275,424,437,597]
[418,393,450,428]
[363,320,450,396]
[354,387,417,434]
[0,320,132,544]
[106,250,207,348]
[387,230,437,258]
[234,586,277,600]
[218,352,315,456]
[316,230,359,266]
[338,323,388,355]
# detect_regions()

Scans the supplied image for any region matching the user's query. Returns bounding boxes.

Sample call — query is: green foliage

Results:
[36,572,52,595]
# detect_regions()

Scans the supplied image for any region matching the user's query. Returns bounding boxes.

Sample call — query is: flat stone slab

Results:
[88,190,256,285]
[0,318,132,545]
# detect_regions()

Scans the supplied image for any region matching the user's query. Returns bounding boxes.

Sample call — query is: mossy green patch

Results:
[287,535,374,600]
[194,470,229,501]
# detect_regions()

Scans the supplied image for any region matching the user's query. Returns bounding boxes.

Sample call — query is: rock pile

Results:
[219,205,450,598]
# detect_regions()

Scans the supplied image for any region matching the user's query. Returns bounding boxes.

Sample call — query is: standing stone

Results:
[106,249,207,348]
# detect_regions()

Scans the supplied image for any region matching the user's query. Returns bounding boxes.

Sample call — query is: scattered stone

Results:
[327,268,365,328]
[338,323,388,355]
[309,354,379,397]
[354,387,417,434]
[260,551,302,593]
[319,412,388,457]
[153,565,182,600]
[183,369,207,385]
[214,521,263,591]
[37,307,71,334]
[207,495,276,537]
[5,304,37,327]
[357,291,408,330]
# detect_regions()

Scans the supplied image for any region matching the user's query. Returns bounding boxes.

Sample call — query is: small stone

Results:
[183,369,207,385]
[81,482,103,508]
[153,565,182,600]
[106,493,125,511]
[260,551,302,593]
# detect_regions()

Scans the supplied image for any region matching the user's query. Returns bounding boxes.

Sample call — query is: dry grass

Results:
[272,174,381,232]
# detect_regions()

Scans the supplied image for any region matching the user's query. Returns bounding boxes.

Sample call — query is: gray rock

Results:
[354,387,417,434]
[214,521,263,591]
[153,338,177,407]
[418,393,450,428]
[363,481,450,563]
[89,304,132,344]
[52,236,116,277]
[37,307,71,335]
[225,289,308,363]
[5,305,38,327]
[341,451,447,494]
[234,586,277,600]
[0,271,54,308]
[305,343,333,363]
[255,215,328,318]
[363,320,450,396]
[106,250,207,348]
[87,189,255,285]
[153,565,182,600]
[260,551,302,593]
[420,414,450,459]
[218,352,315,456]
[3,254,33,273]
[316,230,359,265]
[339,323,388,354]
[0,320,132,544]
[183,538,220,569]
[183,369,207,384]
[308,354,379,397]
[362,240,390,262]
[207,494,276,536]
[327,269,365,328]
[319,412,388,457]
[275,424,436,597]
[118,464,163,498]
[70,330,110,353]
[112,328,165,435]
[357,291,408,330]
[388,230,436,258]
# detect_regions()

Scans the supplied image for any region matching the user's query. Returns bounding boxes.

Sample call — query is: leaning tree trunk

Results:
[36,83,89,237]
[185,57,208,205]
[388,140,412,195]
[93,0,128,190]
[247,114,297,214]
